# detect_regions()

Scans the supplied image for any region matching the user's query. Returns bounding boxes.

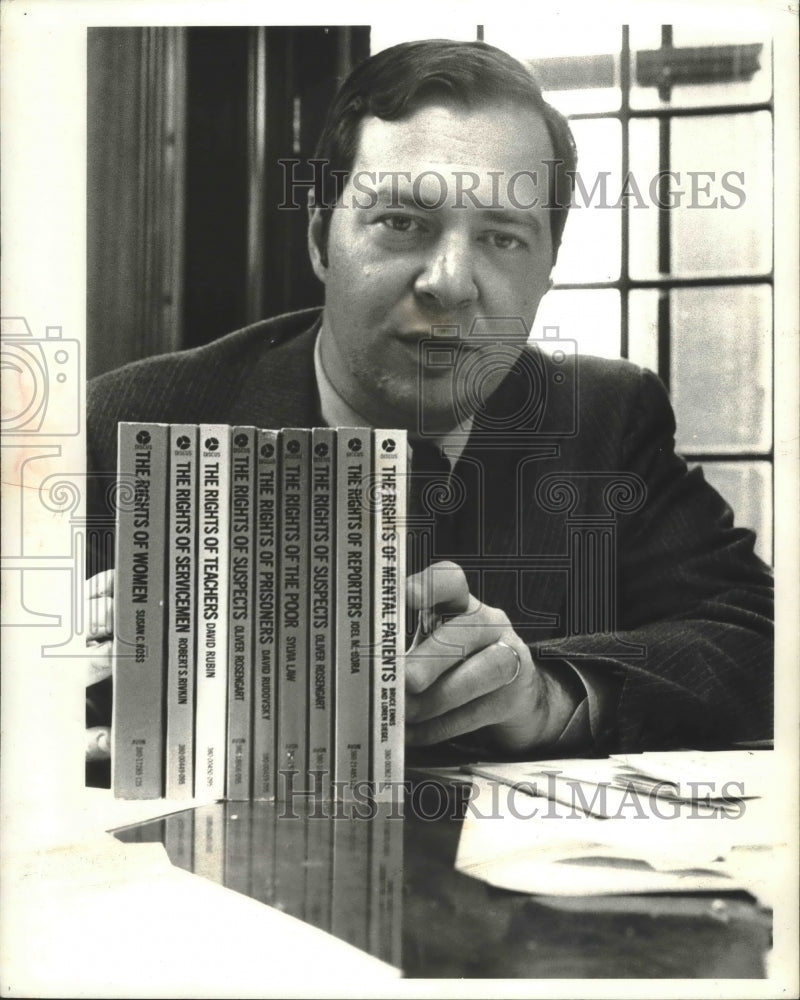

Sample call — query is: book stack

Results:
[112,422,409,803]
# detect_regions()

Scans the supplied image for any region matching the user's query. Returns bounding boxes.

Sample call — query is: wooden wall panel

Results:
[88,26,370,368]
[87,28,186,378]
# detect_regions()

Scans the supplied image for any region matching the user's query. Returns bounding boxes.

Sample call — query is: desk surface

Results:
[113,774,771,978]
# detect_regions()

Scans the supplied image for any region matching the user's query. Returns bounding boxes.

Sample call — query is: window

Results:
[375,23,776,562]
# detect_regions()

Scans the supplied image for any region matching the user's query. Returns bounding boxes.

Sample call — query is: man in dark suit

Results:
[86,40,773,769]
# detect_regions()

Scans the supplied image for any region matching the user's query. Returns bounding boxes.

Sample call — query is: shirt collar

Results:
[313,326,472,470]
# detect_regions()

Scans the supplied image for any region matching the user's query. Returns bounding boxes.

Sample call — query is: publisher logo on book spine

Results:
[382,438,396,453]
[260,441,274,459]
[348,436,362,453]
[204,436,219,453]
[176,435,191,451]
[314,441,329,458]
[286,438,301,456]
[234,432,249,449]
[136,429,152,448]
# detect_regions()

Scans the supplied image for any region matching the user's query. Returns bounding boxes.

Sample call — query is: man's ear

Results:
[307,193,329,283]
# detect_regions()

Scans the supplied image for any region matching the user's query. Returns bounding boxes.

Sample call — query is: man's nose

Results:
[413,233,479,312]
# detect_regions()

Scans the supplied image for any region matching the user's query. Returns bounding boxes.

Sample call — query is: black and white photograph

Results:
[1,2,798,996]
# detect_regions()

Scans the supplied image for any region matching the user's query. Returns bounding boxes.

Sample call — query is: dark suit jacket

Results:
[88,308,774,751]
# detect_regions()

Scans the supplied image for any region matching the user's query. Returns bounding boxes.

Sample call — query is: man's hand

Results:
[86,569,114,762]
[405,562,582,753]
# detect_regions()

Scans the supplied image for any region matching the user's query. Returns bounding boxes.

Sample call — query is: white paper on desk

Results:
[469,750,769,818]
[455,773,778,903]
[609,749,774,797]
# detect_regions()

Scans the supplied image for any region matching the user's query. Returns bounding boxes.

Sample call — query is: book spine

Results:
[309,427,335,800]
[304,812,333,934]
[226,427,257,800]
[223,802,253,897]
[276,429,310,798]
[253,430,279,802]
[333,429,372,800]
[165,424,198,799]
[248,805,277,909]
[331,813,369,952]
[368,801,404,968]
[272,805,308,923]
[112,422,169,798]
[194,426,230,800]
[164,809,195,873]
[192,803,225,885]
[371,431,407,803]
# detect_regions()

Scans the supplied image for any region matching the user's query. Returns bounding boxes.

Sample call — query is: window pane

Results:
[627,289,660,373]
[694,460,772,564]
[628,113,772,280]
[670,112,772,278]
[671,285,772,454]
[483,23,622,114]
[628,117,661,280]
[552,118,622,283]
[629,22,773,110]
[533,289,621,359]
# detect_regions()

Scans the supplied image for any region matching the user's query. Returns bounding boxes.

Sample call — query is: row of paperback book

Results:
[112,422,409,802]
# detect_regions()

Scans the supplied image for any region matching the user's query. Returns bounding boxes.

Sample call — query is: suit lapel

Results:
[226,317,322,428]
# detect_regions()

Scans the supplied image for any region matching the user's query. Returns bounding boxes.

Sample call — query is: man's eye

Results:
[486,232,526,251]
[380,215,421,233]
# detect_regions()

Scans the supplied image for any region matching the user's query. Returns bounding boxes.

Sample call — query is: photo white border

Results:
[1,1,797,997]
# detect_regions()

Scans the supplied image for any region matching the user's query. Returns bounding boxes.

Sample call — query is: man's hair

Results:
[313,38,578,263]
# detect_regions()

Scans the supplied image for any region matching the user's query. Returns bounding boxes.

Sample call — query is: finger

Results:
[407,640,528,723]
[87,568,115,599]
[406,560,470,615]
[86,594,114,642]
[86,727,111,762]
[406,685,518,747]
[405,598,506,693]
[86,639,113,686]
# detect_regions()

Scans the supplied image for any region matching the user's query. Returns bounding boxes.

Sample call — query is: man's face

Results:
[311,99,556,435]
